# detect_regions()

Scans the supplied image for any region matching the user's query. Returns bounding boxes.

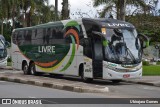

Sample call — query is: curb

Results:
[0,66,13,70]
[0,76,109,93]
[122,80,160,87]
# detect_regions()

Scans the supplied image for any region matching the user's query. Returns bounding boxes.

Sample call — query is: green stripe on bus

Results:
[64,21,80,31]
[60,35,76,72]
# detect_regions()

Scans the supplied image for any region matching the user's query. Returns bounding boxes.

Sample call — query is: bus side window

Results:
[51,27,56,39]
[34,28,43,45]
[56,26,63,39]
[12,32,17,44]
[35,29,37,37]
[46,28,51,44]
[27,30,32,41]
[43,28,46,44]
[17,31,24,46]
[84,22,100,38]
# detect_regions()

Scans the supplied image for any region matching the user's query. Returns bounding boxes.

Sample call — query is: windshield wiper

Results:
[125,46,138,64]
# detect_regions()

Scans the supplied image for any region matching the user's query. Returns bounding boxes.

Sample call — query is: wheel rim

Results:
[30,66,34,75]
[23,64,28,74]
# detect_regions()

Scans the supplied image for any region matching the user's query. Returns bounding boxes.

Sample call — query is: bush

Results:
[143,61,150,66]
[157,61,160,65]
[7,57,12,62]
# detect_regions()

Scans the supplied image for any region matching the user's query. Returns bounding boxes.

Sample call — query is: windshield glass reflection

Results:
[103,28,142,64]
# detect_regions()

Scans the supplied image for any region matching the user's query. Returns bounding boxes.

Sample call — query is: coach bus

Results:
[11,18,149,83]
[0,35,9,67]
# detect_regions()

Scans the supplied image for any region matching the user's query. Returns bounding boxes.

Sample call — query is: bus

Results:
[0,35,9,67]
[11,18,149,83]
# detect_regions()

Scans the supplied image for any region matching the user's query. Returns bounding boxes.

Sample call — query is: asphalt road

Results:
[1,69,160,98]
[0,80,160,107]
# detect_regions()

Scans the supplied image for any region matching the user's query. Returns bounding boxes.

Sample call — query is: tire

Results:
[22,62,29,75]
[49,73,63,77]
[80,65,93,83]
[29,63,43,76]
[29,63,37,75]
[112,80,122,83]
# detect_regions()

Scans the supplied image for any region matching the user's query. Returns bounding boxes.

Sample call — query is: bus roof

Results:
[13,18,135,31]
[82,18,135,29]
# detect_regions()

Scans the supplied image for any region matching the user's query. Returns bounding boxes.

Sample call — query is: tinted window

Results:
[12,32,18,44]
[32,28,43,45]
[16,31,24,46]
[50,25,65,44]
[23,30,32,45]
[83,22,100,38]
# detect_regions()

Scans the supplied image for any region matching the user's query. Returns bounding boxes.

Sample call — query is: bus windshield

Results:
[103,28,142,64]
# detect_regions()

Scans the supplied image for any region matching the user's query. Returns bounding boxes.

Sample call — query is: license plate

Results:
[123,74,130,78]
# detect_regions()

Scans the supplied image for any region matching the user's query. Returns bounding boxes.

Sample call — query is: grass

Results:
[7,62,12,66]
[143,65,160,76]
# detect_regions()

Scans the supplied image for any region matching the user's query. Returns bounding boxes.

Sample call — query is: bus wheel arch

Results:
[22,60,29,75]
[79,63,93,83]
[79,63,83,76]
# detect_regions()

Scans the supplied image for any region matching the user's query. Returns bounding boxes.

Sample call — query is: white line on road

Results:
[0,81,5,82]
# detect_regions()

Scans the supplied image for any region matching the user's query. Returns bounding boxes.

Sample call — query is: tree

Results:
[93,0,148,21]
[17,0,58,27]
[8,0,21,29]
[61,0,69,20]
[55,0,58,21]
[0,0,9,35]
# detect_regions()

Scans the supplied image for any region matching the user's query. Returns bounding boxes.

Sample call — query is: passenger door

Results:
[92,33,103,78]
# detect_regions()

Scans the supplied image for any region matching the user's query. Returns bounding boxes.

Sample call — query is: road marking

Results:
[0,81,5,82]
[143,87,154,90]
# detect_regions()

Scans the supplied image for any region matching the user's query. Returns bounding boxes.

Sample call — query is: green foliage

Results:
[143,65,160,76]
[142,61,150,66]
[0,0,58,41]
[93,0,148,20]
[126,15,160,43]
[7,62,11,66]
[157,62,160,65]
[7,57,12,62]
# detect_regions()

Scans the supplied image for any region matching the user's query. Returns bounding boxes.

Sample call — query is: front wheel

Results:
[112,80,122,83]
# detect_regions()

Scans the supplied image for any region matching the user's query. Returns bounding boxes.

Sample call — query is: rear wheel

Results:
[22,62,29,75]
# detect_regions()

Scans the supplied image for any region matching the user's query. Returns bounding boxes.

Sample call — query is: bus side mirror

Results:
[5,41,11,48]
[138,34,149,49]
[92,31,104,37]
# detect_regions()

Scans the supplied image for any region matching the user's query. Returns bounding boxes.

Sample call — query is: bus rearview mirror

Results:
[138,34,149,49]
[5,41,11,48]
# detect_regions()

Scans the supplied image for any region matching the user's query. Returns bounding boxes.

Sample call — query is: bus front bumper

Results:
[102,67,142,80]
[0,58,7,68]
